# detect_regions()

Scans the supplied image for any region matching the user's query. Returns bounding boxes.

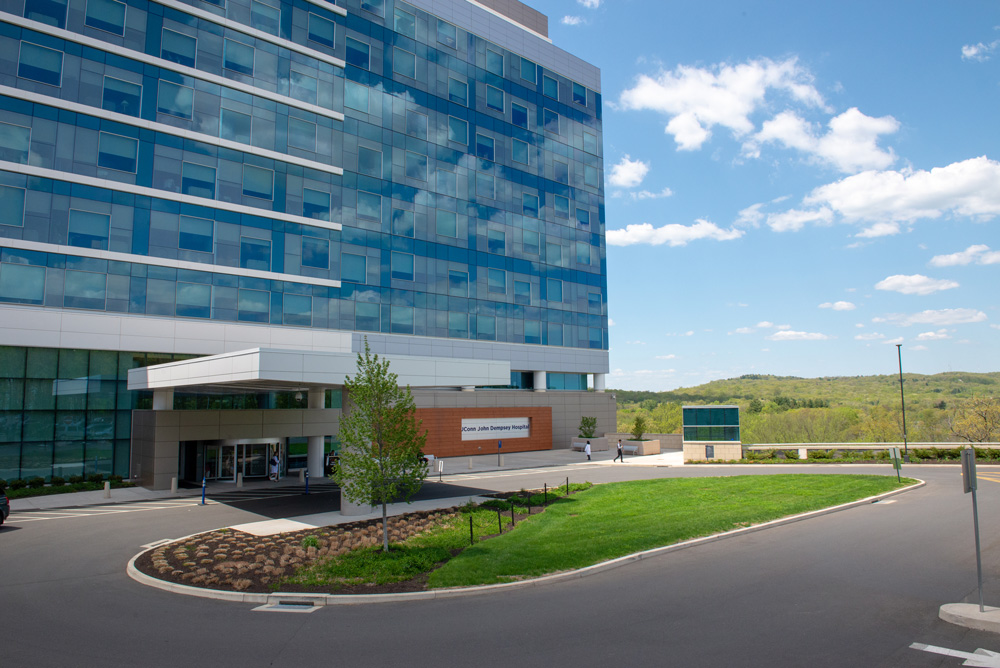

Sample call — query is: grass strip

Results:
[429,474,910,588]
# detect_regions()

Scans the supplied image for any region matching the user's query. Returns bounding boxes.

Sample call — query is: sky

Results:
[533,0,1000,391]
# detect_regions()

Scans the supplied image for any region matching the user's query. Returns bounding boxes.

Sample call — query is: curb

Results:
[127,478,925,606]
[939,603,1000,633]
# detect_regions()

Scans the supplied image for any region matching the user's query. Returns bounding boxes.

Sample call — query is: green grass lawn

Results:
[428,474,911,588]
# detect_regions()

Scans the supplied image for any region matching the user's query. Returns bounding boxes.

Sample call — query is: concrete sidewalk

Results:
[8,448,684,512]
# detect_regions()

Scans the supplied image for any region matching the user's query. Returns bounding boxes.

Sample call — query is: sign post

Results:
[890,446,901,482]
[497,440,502,467]
[961,447,985,613]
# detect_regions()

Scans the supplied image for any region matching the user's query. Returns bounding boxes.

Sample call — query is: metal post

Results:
[544,483,548,505]
[497,508,502,534]
[497,440,502,466]
[973,484,984,613]
[201,476,206,505]
[566,476,569,495]
[896,344,909,462]
[510,500,515,526]
[305,469,309,494]
[469,515,474,546]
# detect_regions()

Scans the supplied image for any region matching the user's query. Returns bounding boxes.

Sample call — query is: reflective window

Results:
[520,57,536,83]
[543,75,558,100]
[357,191,381,220]
[284,294,312,326]
[182,162,216,198]
[554,195,569,217]
[436,210,457,237]
[573,82,587,105]
[240,237,271,270]
[436,168,456,197]
[585,165,598,187]
[250,0,280,35]
[360,0,384,17]
[584,131,598,155]
[391,251,413,280]
[405,151,427,181]
[0,186,26,227]
[64,271,106,310]
[157,80,194,120]
[486,85,503,112]
[290,71,317,105]
[405,111,427,139]
[486,49,503,76]
[576,241,591,265]
[341,253,366,282]
[476,134,494,161]
[437,20,457,48]
[547,322,563,346]
[302,236,329,269]
[161,29,196,68]
[448,270,468,297]
[488,268,505,294]
[242,165,273,200]
[0,264,44,304]
[588,291,601,312]
[220,107,251,143]
[511,103,528,128]
[393,48,416,78]
[358,147,381,177]
[224,39,254,76]
[522,193,539,217]
[102,77,141,117]
[356,302,379,330]
[554,160,568,183]
[447,312,467,338]
[97,132,137,173]
[303,189,330,221]
[18,42,63,86]
[514,280,530,305]
[392,209,414,237]
[512,138,528,164]
[346,37,370,69]
[178,216,213,253]
[176,282,211,318]
[345,81,368,113]
[476,315,495,340]
[546,242,562,266]
[394,6,416,36]
[448,78,467,105]
[543,109,560,134]
[85,0,126,35]
[524,320,540,344]
[288,118,317,151]
[448,117,467,143]
[68,210,110,250]
[24,0,67,28]
[0,123,31,164]
[487,229,505,254]
[237,288,269,322]
[476,172,494,199]
[576,208,590,225]
[307,13,335,48]
[522,229,539,254]
[547,278,563,303]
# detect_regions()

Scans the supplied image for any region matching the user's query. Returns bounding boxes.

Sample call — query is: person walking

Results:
[584,440,591,461]
[614,438,624,463]
[269,451,279,481]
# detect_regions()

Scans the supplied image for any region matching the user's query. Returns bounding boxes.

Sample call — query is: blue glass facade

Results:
[0,0,608,481]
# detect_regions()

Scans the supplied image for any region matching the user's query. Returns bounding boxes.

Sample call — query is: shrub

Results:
[781,449,799,460]
[8,478,26,490]
[745,449,775,461]
[28,476,46,488]
[50,475,66,486]
[577,417,597,439]
[913,448,934,460]
[109,474,124,483]
[631,415,648,441]
[68,475,84,484]
[87,473,105,484]
[808,449,831,460]
[301,535,320,549]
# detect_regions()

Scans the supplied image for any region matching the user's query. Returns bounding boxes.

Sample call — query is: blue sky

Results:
[537,0,1000,390]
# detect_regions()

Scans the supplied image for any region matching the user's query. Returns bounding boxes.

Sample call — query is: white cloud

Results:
[608,318,615,326]
[875,274,960,295]
[736,203,764,227]
[884,337,905,345]
[747,108,899,173]
[684,331,694,336]
[802,157,1000,229]
[631,187,674,200]
[855,222,901,238]
[855,332,885,341]
[873,308,988,326]
[655,354,677,360]
[916,329,951,341]
[756,321,774,328]
[577,0,601,8]
[819,301,856,310]
[732,327,755,334]
[911,344,929,351]
[626,340,646,345]
[561,15,583,26]
[767,207,834,232]
[930,244,1000,267]
[608,155,649,188]
[618,57,826,151]
[766,330,832,341]
[962,40,1000,61]
[607,219,744,246]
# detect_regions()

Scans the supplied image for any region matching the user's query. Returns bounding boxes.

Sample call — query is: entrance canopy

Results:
[126,347,511,393]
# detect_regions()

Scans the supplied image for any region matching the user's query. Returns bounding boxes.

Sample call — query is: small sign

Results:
[437,460,444,473]
[705,445,715,459]
[962,448,978,494]
[498,440,502,449]
[461,418,529,441]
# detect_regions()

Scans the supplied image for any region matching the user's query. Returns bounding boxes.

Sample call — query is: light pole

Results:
[896,344,909,462]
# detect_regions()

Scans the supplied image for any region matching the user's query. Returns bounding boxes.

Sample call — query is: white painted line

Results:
[910,643,1000,666]
[252,603,320,613]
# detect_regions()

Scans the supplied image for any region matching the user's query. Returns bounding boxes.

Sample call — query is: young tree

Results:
[335,340,428,552]
[950,396,1000,443]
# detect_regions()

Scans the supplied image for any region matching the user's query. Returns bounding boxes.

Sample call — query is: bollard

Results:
[469,515,474,546]
[566,476,569,496]
[201,476,207,505]
[510,500,515,526]
[170,477,178,494]
[544,483,548,506]
[305,469,310,494]
[499,455,504,466]
[497,508,502,534]
[299,468,305,483]
[468,457,473,469]
[236,472,243,489]
[103,480,110,499]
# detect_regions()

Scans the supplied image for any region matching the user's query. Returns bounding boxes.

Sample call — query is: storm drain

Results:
[253,600,320,613]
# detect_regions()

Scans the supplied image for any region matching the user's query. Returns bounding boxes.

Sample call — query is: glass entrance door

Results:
[219,444,236,481]
[205,446,219,480]
[241,443,268,478]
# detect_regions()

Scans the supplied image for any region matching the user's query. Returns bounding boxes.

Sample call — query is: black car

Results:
[0,487,8,526]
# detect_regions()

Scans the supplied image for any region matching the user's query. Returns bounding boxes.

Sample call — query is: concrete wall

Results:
[607,433,682,449]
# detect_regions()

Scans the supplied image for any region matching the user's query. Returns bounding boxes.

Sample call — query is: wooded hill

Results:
[613,372,1000,444]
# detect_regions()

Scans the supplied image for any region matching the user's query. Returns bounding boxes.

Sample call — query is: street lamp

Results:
[896,344,909,462]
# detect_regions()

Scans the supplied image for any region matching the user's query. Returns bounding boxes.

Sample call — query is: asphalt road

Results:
[3,463,999,667]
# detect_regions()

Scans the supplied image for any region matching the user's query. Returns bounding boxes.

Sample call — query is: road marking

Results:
[977,473,1000,485]
[910,643,1000,666]
[252,603,320,613]
[444,463,605,482]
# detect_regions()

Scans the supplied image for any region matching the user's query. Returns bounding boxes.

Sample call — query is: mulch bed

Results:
[134,491,551,595]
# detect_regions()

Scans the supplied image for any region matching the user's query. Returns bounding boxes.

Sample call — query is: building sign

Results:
[461,417,531,441]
